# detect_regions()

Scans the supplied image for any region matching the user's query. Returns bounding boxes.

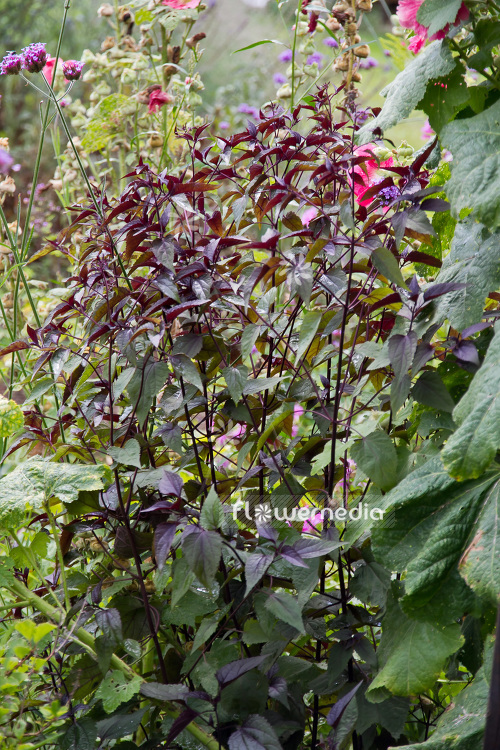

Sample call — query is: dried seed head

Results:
[97,3,114,16]
[354,44,370,58]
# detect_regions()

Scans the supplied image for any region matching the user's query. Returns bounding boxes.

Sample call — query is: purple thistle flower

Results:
[0,51,23,76]
[238,103,260,119]
[219,120,230,129]
[359,56,378,69]
[22,43,48,74]
[379,185,400,206]
[273,72,287,85]
[306,51,324,67]
[62,60,84,81]
[323,37,338,48]
[279,49,293,63]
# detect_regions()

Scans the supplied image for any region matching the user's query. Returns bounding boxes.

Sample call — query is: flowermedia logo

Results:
[232,500,385,525]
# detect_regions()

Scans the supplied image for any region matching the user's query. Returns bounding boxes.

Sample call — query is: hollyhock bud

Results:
[98,3,114,15]
[62,60,84,81]
[22,43,48,73]
[0,51,22,76]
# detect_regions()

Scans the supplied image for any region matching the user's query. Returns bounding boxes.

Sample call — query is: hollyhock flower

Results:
[273,72,287,85]
[43,56,63,85]
[62,60,84,81]
[352,145,394,206]
[292,404,304,438]
[302,206,318,227]
[163,0,201,8]
[279,49,293,63]
[148,89,172,113]
[302,510,323,534]
[396,0,469,54]
[22,43,48,73]
[0,52,22,76]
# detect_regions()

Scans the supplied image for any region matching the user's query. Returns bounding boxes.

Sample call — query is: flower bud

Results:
[148,134,164,148]
[277,83,292,99]
[121,68,137,84]
[98,3,114,16]
[0,52,22,76]
[62,60,84,80]
[354,44,370,58]
[22,43,48,74]
[326,16,341,31]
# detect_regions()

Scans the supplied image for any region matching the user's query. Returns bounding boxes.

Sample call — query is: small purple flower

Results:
[238,103,260,119]
[356,109,370,125]
[306,51,324,67]
[379,185,400,206]
[62,59,84,81]
[273,72,287,85]
[219,120,230,129]
[0,51,22,76]
[0,149,13,172]
[359,56,378,69]
[279,49,293,63]
[323,37,338,48]
[383,49,391,57]
[22,43,48,74]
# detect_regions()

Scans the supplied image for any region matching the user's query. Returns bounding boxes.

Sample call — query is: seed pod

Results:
[144,580,156,593]
[356,0,372,10]
[345,22,357,35]
[335,55,350,71]
[113,557,131,569]
[351,70,362,82]
[326,16,341,31]
[98,3,114,16]
[333,0,350,11]
[354,44,370,58]
[148,134,164,148]
[186,32,206,49]
[101,36,116,51]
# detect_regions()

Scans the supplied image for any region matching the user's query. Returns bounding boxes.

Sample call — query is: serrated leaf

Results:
[432,219,500,328]
[264,591,305,633]
[200,487,224,530]
[95,671,142,713]
[416,0,462,37]
[357,41,454,142]
[442,98,500,228]
[442,327,500,479]
[245,551,273,595]
[107,439,142,469]
[0,397,23,438]
[371,247,407,288]
[222,365,248,404]
[0,460,106,530]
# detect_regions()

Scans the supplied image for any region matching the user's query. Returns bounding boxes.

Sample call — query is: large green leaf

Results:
[404,638,492,749]
[442,327,500,480]
[432,219,500,329]
[350,431,398,491]
[442,98,500,228]
[368,589,463,700]
[0,460,107,530]
[357,41,454,142]
[373,455,500,618]
[94,670,142,713]
[416,0,463,37]
[0,397,23,438]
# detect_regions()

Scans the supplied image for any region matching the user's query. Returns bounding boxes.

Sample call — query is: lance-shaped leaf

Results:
[442,326,500,479]
[245,551,274,595]
[0,460,106,530]
[357,41,454,143]
[181,526,222,587]
[432,219,500,329]
[373,455,500,620]
[228,715,282,750]
[222,365,248,405]
[442,98,500,228]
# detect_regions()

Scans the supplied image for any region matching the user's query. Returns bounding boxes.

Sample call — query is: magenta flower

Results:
[302,510,323,534]
[62,60,84,81]
[43,57,63,85]
[302,206,318,227]
[0,51,22,76]
[396,0,469,53]
[421,119,434,140]
[22,43,48,73]
[163,0,201,7]
[0,149,14,172]
[148,89,173,113]
[352,145,394,206]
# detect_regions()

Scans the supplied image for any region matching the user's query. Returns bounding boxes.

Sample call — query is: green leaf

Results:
[442,98,500,228]
[81,94,130,152]
[0,460,106,530]
[265,591,305,633]
[240,324,260,360]
[432,219,500,329]
[95,670,142,713]
[419,64,470,131]
[200,487,224,530]
[0,396,23,438]
[373,455,500,617]
[127,361,170,427]
[367,591,463,700]
[181,526,222,587]
[107,439,142,469]
[295,310,322,363]
[228,715,282,750]
[60,718,98,750]
[243,376,285,395]
[170,354,203,392]
[222,365,248,404]
[404,638,492,749]
[412,370,455,412]
[416,0,462,37]
[233,39,285,53]
[371,247,407,288]
[442,328,500,479]
[350,560,391,608]
[351,431,398,491]
[357,41,455,142]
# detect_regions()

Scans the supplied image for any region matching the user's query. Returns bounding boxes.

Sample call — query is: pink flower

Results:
[302,207,318,227]
[421,119,434,140]
[352,145,393,207]
[162,0,201,8]
[292,404,304,437]
[43,56,63,84]
[148,89,173,113]
[302,510,323,534]
[22,43,48,74]
[396,0,469,54]
[62,60,84,81]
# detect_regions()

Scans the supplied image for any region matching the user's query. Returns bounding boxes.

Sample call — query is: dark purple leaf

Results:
[159,470,184,497]
[423,282,466,301]
[461,322,491,338]
[326,682,362,728]
[420,198,450,212]
[165,708,198,746]
[216,655,267,686]
[154,522,178,570]
[453,340,480,366]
